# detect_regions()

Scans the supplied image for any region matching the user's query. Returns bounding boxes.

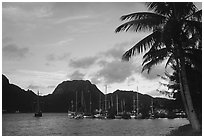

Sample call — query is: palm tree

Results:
[115,2,201,132]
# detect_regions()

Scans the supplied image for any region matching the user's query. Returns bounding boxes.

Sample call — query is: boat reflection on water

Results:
[34,91,42,117]
[74,113,84,119]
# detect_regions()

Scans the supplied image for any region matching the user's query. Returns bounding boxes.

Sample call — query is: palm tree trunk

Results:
[179,55,201,132]
[175,58,190,119]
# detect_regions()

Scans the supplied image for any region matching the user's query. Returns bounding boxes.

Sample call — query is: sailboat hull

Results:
[34,112,42,117]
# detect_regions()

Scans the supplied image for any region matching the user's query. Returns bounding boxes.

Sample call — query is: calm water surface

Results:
[2,113,189,136]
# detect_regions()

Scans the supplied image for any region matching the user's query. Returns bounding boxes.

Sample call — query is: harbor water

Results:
[2,113,189,136]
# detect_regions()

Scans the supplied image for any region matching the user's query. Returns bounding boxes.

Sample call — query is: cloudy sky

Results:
[2,2,201,97]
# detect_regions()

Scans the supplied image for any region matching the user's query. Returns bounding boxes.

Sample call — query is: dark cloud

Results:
[69,56,98,69]
[46,53,70,61]
[95,60,135,84]
[102,46,125,60]
[69,70,85,80]
[47,85,56,89]
[46,54,56,61]
[27,84,42,90]
[27,84,56,90]
[92,40,169,84]
[2,44,29,59]
[2,36,13,44]
[88,41,138,84]
[100,41,133,60]
[138,63,172,80]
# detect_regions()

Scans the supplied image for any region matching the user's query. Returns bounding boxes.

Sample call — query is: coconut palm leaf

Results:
[185,10,202,21]
[142,47,169,66]
[173,3,197,19]
[165,54,175,68]
[184,49,202,72]
[147,2,197,19]
[120,12,166,21]
[142,43,164,64]
[146,2,172,17]
[115,18,163,33]
[183,20,202,36]
[122,30,161,61]
[142,55,167,73]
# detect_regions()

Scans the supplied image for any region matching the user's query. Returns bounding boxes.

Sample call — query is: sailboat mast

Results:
[133,92,136,114]
[116,94,119,115]
[111,96,113,108]
[121,99,125,112]
[89,90,92,114]
[121,100,123,113]
[151,98,154,114]
[136,86,139,118]
[81,90,85,112]
[99,93,101,111]
[37,91,40,112]
[71,100,74,112]
[105,85,107,112]
[76,91,78,112]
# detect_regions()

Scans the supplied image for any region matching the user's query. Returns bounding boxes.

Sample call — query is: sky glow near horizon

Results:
[2,2,201,97]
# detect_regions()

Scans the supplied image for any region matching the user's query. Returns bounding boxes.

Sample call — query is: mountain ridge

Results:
[2,74,184,116]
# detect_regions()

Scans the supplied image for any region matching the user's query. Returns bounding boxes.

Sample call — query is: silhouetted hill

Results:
[2,74,184,115]
[43,80,105,112]
[2,74,36,113]
[105,90,184,118]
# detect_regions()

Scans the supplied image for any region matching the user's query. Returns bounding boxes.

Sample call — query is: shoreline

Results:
[167,124,202,136]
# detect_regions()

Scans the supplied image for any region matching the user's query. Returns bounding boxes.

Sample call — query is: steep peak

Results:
[2,74,9,85]
[52,79,101,95]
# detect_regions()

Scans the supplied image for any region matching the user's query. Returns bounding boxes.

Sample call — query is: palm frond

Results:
[157,74,168,81]
[165,54,175,68]
[142,47,168,66]
[185,10,202,21]
[122,31,161,61]
[120,12,166,21]
[184,49,202,72]
[174,2,197,19]
[142,56,166,73]
[142,46,170,73]
[183,20,202,36]
[146,2,172,17]
[115,18,163,33]
[147,2,197,19]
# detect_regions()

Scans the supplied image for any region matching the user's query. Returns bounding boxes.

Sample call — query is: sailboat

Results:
[149,98,155,119]
[74,90,85,119]
[115,94,122,119]
[121,99,131,119]
[131,91,136,119]
[106,95,115,119]
[94,93,105,119]
[68,91,77,118]
[104,85,108,119]
[34,91,42,117]
[68,100,75,118]
[83,89,94,119]
[131,88,142,119]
